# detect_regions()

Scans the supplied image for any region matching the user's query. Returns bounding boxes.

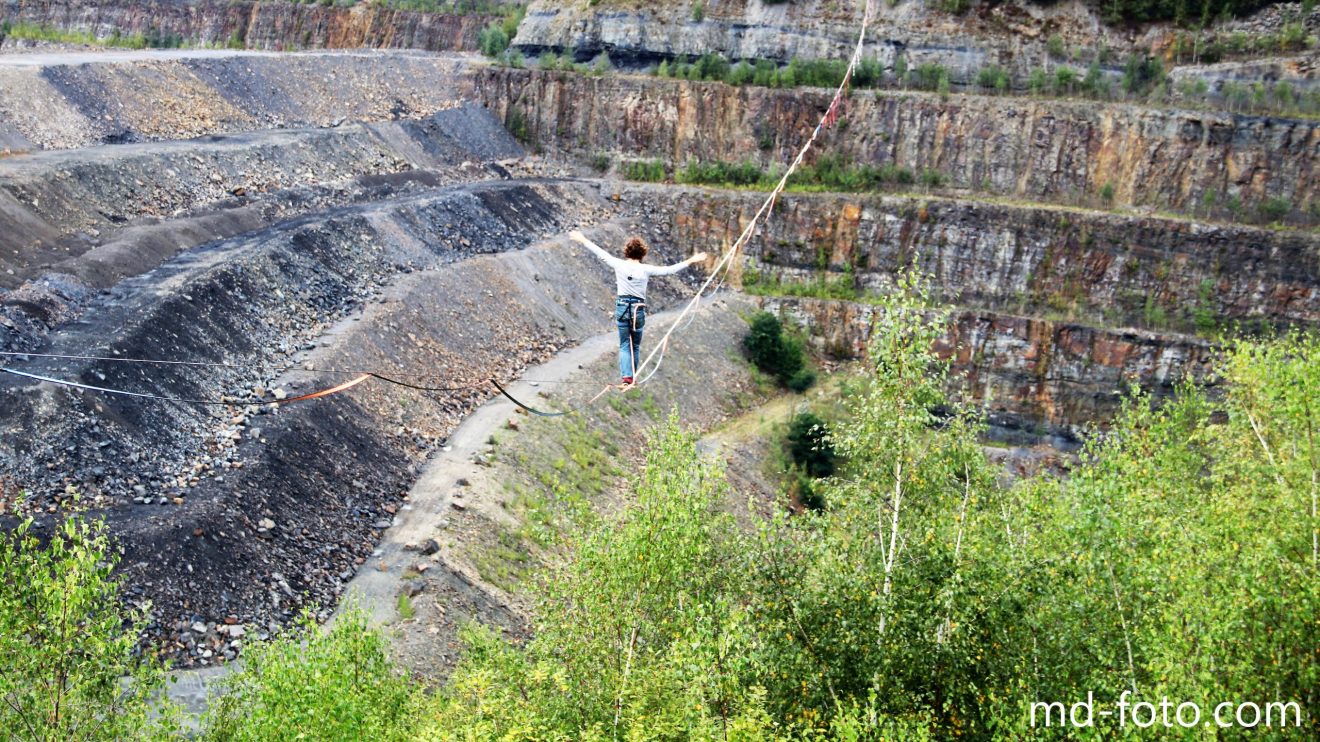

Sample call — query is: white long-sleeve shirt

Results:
[578,236,689,300]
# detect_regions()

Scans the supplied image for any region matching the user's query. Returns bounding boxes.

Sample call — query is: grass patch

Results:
[472,529,533,593]
[673,154,918,194]
[395,591,415,620]
[742,263,866,303]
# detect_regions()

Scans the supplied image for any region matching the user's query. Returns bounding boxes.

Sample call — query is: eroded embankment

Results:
[0,50,477,152]
[0,173,719,666]
[0,103,522,293]
[476,67,1320,218]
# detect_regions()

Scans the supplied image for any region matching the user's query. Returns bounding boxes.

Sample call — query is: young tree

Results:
[0,517,179,741]
[203,605,415,741]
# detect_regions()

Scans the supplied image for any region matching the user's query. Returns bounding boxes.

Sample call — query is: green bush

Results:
[787,367,817,392]
[1122,54,1165,96]
[794,471,826,511]
[477,23,509,57]
[0,517,178,740]
[910,63,948,91]
[1028,68,1047,95]
[1053,66,1080,95]
[1082,60,1107,97]
[975,65,1010,93]
[623,159,666,182]
[743,311,810,389]
[203,605,415,741]
[504,107,532,144]
[1258,197,1292,223]
[787,411,836,477]
[1047,33,1065,58]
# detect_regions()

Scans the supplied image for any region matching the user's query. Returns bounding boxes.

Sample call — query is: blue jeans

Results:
[615,296,646,380]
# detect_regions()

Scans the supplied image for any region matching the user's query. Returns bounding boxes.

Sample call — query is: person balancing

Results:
[570,231,707,386]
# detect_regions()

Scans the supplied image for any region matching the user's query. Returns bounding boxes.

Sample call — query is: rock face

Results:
[476,67,1320,218]
[761,295,1215,438]
[620,185,1320,334]
[513,0,1136,84]
[0,0,498,52]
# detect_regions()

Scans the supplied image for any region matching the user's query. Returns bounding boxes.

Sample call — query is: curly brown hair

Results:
[623,237,648,261]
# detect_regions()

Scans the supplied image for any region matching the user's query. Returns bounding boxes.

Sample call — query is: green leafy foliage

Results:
[786,411,836,478]
[657,52,886,91]
[623,159,666,182]
[908,62,949,91]
[668,153,918,195]
[203,605,415,741]
[786,367,817,393]
[423,419,780,738]
[0,517,179,741]
[477,23,509,57]
[1122,53,1166,96]
[1259,196,1292,223]
[743,311,810,390]
[975,65,1010,93]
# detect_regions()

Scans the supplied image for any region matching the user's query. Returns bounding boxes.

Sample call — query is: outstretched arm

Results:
[646,251,710,276]
[569,230,620,268]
